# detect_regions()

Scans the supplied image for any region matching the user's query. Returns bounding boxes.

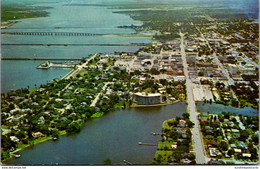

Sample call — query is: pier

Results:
[37,61,76,69]
[150,132,162,136]
[123,160,133,165]
[138,142,157,146]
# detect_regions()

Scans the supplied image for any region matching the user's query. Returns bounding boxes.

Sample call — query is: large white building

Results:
[134,92,162,105]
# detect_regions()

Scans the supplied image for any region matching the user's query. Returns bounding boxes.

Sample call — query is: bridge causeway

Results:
[1,58,81,61]
[2,32,101,36]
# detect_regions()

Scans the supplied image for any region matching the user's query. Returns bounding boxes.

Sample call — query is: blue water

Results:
[1,0,151,93]
[5,103,187,165]
[1,60,71,91]
[197,102,258,117]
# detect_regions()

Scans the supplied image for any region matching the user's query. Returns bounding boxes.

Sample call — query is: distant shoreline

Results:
[1,21,20,29]
[1,5,51,29]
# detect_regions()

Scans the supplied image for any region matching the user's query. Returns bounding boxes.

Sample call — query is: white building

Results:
[134,92,162,105]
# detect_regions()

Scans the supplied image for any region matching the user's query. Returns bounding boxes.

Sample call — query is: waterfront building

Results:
[134,92,162,105]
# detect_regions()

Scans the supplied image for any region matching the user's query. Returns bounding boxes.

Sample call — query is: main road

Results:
[63,53,98,80]
[180,31,206,164]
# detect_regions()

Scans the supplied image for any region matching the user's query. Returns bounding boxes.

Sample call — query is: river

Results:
[1,0,151,93]
[5,103,187,165]
[5,101,258,165]
[2,0,259,165]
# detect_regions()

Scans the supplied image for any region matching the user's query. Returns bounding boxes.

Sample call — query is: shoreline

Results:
[1,21,20,29]
[2,131,67,164]
[2,137,52,164]
[2,100,182,164]
[130,100,181,108]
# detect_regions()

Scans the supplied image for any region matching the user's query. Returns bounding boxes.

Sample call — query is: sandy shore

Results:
[1,21,20,29]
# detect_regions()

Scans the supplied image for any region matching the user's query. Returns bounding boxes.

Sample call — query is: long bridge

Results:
[1,43,146,46]
[2,32,101,36]
[1,58,81,61]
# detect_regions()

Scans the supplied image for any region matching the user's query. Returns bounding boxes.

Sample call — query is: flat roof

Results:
[135,92,161,97]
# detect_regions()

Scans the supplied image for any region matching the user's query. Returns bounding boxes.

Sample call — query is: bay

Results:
[1,0,151,93]
[5,103,187,165]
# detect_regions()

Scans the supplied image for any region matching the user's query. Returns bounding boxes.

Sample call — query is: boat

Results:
[11,153,21,158]
[52,137,58,141]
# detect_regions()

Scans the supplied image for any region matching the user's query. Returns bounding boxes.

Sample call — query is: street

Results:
[180,31,206,164]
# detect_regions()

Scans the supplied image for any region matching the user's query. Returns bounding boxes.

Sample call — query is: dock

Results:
[138,142,157,146]
[151,132,162,136]
[37,61,76,69]
[123,160,133,165]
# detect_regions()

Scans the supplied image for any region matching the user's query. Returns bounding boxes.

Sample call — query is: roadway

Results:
[180,31,206,164]
[195,26,238,100]
[63,53,98,80]
[90,82,112,107]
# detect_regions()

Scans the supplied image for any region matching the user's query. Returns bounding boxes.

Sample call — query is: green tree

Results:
[51,129,59,139]
[188,153,195,160]
[150,68,160,75]
[66,122,81,134]
[159,79,168,86]
[219,141,229,151]
[182,113,190,120]
[186,120,194,128]
[239,130,249,141]
[252,134,259,144]
[227,149,234,157]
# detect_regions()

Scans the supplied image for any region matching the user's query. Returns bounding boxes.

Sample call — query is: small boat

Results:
[52,137,58,141]
[11,154,21,158]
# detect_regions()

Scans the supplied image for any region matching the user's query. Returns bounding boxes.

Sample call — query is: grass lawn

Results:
[163,119,175,130]
[157,140,174,149]
[154,150,172,163]
[78,69,88,77]
[16,136,52,151]
[91,112,104,118]
[114,101,127,108]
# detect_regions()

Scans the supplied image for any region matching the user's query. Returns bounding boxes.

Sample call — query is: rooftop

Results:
[134,92,162,97]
